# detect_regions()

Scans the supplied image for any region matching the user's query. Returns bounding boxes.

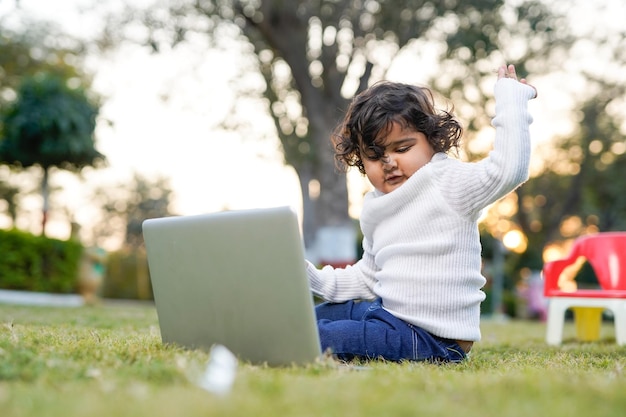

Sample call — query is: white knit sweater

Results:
[307,79,536,341]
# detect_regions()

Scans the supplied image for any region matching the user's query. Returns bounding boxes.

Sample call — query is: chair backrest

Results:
[567,232,626,291]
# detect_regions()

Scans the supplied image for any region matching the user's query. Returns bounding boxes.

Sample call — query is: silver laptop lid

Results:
[142,206,321,366]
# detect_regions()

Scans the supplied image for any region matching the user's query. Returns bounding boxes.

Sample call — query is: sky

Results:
[1,0,625,248]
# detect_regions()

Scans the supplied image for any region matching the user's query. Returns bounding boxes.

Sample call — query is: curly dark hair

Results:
[332,81,463,174]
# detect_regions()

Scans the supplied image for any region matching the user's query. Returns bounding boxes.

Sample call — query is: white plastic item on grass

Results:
[197,344,238,395]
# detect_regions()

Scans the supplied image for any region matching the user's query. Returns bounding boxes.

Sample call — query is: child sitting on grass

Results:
[306,64,537,362]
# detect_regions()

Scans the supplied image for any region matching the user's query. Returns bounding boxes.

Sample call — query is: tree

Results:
[103,0,567,253]
[0,13,96,231]
[519,79,626,246]
[90,172,175,249]
[0,72,104,235]
[0,18,88,109]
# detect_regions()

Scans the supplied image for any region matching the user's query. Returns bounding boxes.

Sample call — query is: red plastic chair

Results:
[543,232,626,345]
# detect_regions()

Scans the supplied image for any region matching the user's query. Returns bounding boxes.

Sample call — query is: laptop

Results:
[142,206,322,366]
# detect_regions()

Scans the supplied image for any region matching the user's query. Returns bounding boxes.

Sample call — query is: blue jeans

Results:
[316,299,467,363]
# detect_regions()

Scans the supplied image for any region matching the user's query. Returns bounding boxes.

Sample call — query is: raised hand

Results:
[498,64,537,98]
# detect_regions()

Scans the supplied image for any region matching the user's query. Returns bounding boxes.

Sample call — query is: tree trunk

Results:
[292,124,352,261]
[313,130,350,228]
[41,166,50,236]
[242,5,354,260]
[296,161,315,249]
[302,101,354,265]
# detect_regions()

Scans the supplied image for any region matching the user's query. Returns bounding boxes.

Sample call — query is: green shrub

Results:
[101,248,153,300]
[0,228,82,293]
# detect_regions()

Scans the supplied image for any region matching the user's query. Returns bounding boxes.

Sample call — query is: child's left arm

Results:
[437,64,537,218]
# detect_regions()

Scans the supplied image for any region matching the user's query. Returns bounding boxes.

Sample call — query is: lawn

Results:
[1,302,625,417]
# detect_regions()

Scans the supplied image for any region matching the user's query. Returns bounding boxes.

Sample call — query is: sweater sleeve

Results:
[306,237,378,302]
[437,78,536,219]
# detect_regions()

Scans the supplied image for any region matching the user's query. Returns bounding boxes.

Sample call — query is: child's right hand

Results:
[498,64,537,98]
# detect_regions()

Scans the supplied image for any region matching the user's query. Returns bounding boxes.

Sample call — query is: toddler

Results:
[306,64,537,362]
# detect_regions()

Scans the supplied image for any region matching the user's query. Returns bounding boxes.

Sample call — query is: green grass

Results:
[1,302,625,417]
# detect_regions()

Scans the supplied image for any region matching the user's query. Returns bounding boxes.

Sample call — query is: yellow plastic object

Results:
[572,307,604,341]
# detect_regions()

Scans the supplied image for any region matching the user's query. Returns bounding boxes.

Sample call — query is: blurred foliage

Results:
[89,173,175,300]
[0,228,82,293]
[0,18,88,109]
[101,248,153,300]
[101,0,570,249]
[101,0,626,300]
[91,172,176,249]
[0,12,95,167]
[0,72,104,170]
[0,2,624,302]
[0,19,103,235]
[0,72,104,235]
[516,79,626,253]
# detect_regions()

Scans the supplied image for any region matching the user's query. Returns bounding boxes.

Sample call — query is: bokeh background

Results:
[1,0,625,313]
